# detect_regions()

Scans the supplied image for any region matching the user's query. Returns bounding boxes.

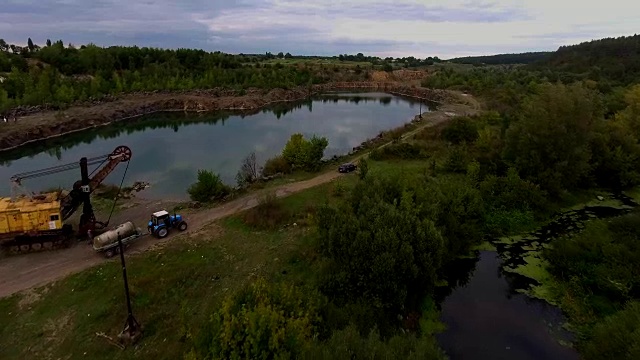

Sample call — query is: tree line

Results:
[0,39,332,113]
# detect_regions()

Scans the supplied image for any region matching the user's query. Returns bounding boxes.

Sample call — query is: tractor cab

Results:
[149,210,170,227]
[147,210,188,238]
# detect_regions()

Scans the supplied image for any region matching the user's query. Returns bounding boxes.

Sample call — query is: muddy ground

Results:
[0,101,479,299]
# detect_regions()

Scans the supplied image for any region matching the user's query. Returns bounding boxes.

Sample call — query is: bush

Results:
[235,151,259,187]
[317,175,446,310]
[242,192,290,230]
[441,116,478,144]
[582,301,640,360]
[443,145,469,173]
[300,324,447,360]
[479,168,548,214]
[282,133,329,171]
[357,158,368,180]
[187,170,231,203]
[485,209,536,236]
[423,175,485,261]
[545,212,640,311]
[262,155,292,177]
[368,143,425,161]
[187,279,321,360]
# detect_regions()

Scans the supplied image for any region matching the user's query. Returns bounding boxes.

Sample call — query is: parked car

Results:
[338,162,357,173]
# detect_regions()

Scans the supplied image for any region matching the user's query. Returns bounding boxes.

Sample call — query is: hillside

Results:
[530,34,640,85]
[447,52,552,65]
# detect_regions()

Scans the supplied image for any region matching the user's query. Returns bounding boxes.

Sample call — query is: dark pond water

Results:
[0,92,427,200]
[436,195,637,360]
[436,252,579,360]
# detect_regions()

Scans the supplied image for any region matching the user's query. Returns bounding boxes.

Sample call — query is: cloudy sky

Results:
[1,0,638,59]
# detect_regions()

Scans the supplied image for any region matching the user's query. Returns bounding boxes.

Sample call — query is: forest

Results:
[447,51,552,65]
[0,39,344,113]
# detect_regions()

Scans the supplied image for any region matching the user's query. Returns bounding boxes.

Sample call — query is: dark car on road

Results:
[338,162,357,173]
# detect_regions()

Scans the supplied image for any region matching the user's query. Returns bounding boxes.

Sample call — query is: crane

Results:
[0,145,132,253]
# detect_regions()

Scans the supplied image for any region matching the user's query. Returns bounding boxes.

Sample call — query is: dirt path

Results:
[0,101,478,299]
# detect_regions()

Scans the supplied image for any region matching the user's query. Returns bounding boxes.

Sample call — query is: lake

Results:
[0,92,426,200]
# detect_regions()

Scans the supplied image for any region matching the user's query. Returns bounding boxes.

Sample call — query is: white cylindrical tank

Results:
[93,221,138,248]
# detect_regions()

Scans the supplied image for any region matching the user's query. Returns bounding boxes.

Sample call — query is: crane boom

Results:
[10,145,132,221]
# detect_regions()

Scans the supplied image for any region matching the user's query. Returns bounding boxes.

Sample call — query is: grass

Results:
[0,208,318,360]
[0,156,432,360]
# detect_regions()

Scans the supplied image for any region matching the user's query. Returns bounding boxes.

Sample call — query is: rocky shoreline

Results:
[0,82,457,152]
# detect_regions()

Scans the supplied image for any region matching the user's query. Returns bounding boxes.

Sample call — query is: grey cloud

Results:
[0,0,625,59]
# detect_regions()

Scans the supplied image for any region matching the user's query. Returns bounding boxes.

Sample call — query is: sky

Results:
[1,0,638,59]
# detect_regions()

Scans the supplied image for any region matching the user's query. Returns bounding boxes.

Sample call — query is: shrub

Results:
[485,209,536,237]
[235,151,258,187]
[545,211,640,311]
[187,279,321,360]
[479,168,548,215]
[582,301,640,360]
[262,155,291,177]
[441,116,478,144]
[317,175,446,310]
[443,145,469,173]
[357,158,368,180]
[368,143,425,161]
[187,170,231,203]
[242,192,289,230]
[300,324,447,360]
[282,133,329,171]
[332,180,347,197]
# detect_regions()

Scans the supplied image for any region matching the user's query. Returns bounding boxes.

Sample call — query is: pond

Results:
[0,92,427,200]
[436,195,637,360]
[436,251,579,360]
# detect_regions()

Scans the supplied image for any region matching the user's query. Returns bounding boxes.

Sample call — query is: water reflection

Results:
[0,92,429,200]
[437,252,578,360]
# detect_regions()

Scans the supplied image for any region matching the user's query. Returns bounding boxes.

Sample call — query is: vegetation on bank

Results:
[422,33,640,359]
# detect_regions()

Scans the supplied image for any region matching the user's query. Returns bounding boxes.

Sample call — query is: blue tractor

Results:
[147,210,188,238]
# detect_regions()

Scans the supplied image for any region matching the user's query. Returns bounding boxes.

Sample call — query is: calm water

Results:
[436,251,579,360]
[0,92,426,200]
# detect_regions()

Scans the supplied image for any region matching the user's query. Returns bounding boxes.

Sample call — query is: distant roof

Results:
[153,210,169,217]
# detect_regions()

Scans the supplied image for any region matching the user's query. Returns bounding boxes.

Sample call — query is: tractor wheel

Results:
[156,228,168,239]
[178,221,188,231]
[105,249,116,258]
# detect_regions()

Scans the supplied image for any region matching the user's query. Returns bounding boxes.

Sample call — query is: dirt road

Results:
[0,101,478,299]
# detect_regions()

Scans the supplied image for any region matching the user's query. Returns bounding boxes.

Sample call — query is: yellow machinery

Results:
[0,145,132,253]
[0,193,69,251]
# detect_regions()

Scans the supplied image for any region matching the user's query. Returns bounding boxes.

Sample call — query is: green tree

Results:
[46,39,52,47]
[317,175,445,310]
[282,133,328,171]
[442,116,478,144]
[186,279,321,360]
[27,38,34,52]
[503,83,603,194]
[0,39,8,52]
[187,169,231,203]
[277,52,284,59]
